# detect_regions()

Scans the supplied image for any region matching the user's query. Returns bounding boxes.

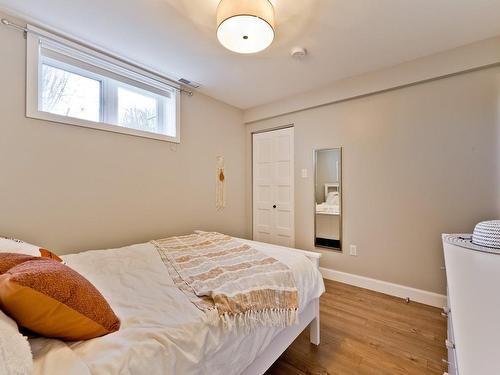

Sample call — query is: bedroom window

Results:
[26,25,180,143]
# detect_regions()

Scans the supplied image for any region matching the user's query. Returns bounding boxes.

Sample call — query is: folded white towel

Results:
[0,310,33,375]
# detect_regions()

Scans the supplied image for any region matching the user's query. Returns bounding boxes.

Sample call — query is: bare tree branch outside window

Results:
[121,107,157,132]
[41,64,70,111]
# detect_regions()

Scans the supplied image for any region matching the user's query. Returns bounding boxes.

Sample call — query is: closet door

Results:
[252,127,294,247]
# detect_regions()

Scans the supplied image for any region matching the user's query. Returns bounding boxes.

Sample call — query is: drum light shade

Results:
[217,0,275,54]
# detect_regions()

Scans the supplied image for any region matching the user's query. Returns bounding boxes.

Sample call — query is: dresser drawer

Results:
[446,345,458,375]
[444,306,458,375]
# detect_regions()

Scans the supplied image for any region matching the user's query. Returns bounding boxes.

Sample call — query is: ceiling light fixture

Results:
[216,0,275,54]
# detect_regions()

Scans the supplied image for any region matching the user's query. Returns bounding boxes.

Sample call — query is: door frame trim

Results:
[251,124,294,135]
[251,125,295,247]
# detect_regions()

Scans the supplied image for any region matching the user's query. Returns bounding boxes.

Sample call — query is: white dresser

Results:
[442,235,500,375]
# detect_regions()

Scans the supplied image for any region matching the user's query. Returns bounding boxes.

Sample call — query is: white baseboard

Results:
[320,267,446,308]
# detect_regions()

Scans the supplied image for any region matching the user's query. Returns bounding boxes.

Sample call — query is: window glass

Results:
[41,64,101,122]
[117,86,160,133]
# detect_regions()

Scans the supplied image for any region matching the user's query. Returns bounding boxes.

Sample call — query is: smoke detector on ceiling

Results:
[291,47,307,59]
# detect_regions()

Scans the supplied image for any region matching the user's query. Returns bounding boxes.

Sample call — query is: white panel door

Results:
[253,127,294,247]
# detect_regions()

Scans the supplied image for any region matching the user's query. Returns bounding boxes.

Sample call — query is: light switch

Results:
[349,245,357,256]
[301,169,308,178]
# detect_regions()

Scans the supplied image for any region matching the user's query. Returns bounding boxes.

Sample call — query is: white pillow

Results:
[0,310,33,375]
[0,236,41,256]
[326,192,339,206]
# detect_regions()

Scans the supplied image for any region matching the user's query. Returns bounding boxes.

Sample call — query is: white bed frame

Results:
[240,247,322,375]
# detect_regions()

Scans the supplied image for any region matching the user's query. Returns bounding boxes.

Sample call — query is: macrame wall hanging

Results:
[216,156,226,210]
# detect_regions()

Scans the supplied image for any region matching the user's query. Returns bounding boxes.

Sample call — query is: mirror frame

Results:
[313,147,343,252]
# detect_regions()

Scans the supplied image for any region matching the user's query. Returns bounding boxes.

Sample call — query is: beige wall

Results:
[246,67,500,294]
[0,16,247,254]
[244,34,500,123]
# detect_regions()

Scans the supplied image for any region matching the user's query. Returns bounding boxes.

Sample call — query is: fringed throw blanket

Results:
[151,232,298,331]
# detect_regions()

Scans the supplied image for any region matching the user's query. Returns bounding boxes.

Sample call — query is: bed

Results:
[28,236,324,375]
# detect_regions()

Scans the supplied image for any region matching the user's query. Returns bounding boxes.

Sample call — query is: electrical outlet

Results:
[349,245,357,256]
[301,168,308,178]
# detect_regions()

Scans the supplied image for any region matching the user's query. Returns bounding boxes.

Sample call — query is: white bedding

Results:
[30,238,325,375]
[316,202,340,215]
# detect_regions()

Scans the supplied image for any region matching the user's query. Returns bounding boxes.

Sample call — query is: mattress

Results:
[29,237,325,375]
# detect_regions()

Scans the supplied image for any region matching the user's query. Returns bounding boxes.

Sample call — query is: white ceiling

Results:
[2,0,500,109]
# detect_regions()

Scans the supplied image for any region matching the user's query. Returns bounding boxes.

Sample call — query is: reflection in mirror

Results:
[315,148,342,251]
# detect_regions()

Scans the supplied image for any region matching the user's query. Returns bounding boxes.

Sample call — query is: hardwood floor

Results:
[266,279,447,375]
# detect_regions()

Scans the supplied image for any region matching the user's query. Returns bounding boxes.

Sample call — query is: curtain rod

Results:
[1,18,194,96]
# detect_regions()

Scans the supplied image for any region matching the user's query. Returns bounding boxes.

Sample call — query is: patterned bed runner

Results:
[151,232,298,331]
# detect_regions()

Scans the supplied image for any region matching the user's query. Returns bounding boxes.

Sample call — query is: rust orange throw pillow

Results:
[0,258,120,341]
[0,253,37,274]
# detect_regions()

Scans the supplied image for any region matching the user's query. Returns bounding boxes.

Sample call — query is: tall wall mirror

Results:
[314,148,342,251]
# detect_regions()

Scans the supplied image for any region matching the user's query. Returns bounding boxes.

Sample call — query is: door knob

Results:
[273,205,277,208]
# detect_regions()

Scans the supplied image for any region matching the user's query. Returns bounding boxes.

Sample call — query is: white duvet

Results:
[30,238,325,375]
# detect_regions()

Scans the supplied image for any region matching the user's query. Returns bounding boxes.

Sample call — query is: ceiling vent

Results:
[178,78,201,89]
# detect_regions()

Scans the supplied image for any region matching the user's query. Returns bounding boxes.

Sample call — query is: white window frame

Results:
[26,25,181,143]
